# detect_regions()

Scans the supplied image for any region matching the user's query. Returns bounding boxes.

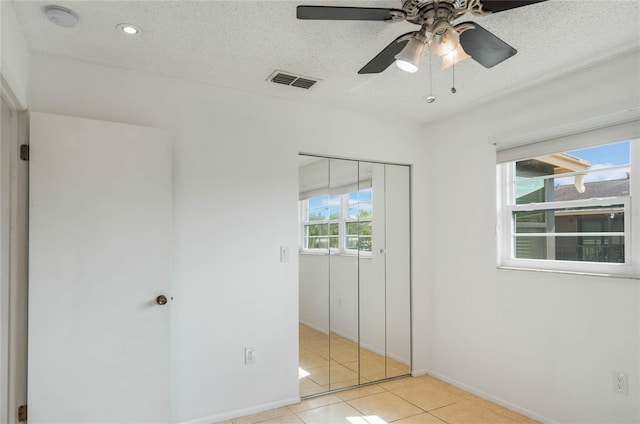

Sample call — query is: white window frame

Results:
[300,190,372,257]
[497,137,639,278]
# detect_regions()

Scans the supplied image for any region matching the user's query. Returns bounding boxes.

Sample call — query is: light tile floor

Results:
[215,374,541,424]
[299,324,410,397]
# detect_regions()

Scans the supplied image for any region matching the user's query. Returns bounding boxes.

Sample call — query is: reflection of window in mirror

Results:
[301,188,372,255]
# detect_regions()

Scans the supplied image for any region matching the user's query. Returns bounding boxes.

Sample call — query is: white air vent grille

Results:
[268,71,320,90]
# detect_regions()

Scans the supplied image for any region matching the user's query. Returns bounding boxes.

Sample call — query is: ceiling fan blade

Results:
[459,22,517,68]
[297,5,403,21]
[480,0,547,13]
[358,32,415,74]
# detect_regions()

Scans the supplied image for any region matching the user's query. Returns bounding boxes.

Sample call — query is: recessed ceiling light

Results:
[116,23,142,35]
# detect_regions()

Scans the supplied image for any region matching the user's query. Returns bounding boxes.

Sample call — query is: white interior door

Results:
[28,112,172,423]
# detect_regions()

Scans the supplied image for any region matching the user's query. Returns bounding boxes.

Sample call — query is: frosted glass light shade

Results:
[395,37,426,73]
[429,22,460,57]
[441,44,471,69]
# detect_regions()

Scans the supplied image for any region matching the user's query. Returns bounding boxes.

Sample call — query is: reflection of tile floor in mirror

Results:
[299,324,410,397]
[214,375,542,424]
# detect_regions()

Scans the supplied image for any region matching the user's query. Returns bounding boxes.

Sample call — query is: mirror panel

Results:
[384,164,411,378]
[358,162,387,383]
[298,155,330,396]
[328,158,360,390]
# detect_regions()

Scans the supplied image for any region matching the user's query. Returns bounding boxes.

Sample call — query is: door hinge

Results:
[19,144,29,161]
[18,404,27,422]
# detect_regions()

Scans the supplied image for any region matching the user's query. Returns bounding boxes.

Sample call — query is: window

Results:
[497,137,639,277]
[301,188,372,254]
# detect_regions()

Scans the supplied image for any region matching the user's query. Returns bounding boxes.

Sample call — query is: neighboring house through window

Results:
[497,126,639,277]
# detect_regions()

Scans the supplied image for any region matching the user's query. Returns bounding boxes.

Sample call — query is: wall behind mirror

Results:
[298,155,411,397]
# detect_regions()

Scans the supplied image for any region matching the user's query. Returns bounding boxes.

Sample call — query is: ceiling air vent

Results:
[268,71,320,90]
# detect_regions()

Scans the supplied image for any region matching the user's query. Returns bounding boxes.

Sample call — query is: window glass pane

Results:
[513,205,625,263]
[306,223,329,236]
[345,221,372,251]
[514,206,625,234]
[308,196,327,209]
[348,188,373,219]
[358,236,372,252]
[515,141,630,205]
[308,208,328,221]
[514,235,625,263]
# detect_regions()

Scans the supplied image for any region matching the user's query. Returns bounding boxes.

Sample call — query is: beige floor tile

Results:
[260,414,304,423]
[335,384,386,401]
[386,358,408,369]
[343,361,359,372]
[521,419,542,424]
[213,421,232,424]
[470,398,534,422]
[347,392,424,422]
[330,364,360,383]
[414,375,475,400]
[378,376,427,392]
[386,366,411,379]
[330,347,359,363]
[300,351,330,370]
[330,378,361,391]
[303,339,331,356]
[429,400,519,424]
[392,383,465,412]
[295,402,366,424]
[299,377,327,397]
[307,365,345,386]
[360,369,386,383]
[392,412,447,424]
[306,366,331,384]
[288,394,343,413]
[231,406,292,424]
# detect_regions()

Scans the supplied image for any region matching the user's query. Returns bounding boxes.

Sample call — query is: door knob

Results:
[156,295,168,305]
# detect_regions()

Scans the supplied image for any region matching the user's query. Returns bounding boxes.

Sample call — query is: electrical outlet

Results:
[613,372,628,395]
[245,347,256,365]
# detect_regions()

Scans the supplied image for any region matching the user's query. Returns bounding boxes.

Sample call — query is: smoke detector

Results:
[44,5,79,28]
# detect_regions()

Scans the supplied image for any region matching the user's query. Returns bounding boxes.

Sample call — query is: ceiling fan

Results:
[296,0,547,75]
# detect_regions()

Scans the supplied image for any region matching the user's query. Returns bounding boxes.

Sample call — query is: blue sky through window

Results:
[568,141,630,165]
[515,140,631,198]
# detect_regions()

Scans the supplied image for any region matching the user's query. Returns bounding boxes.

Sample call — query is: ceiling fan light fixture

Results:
[441,43,471,70]
[395,36,426,73]
[428,21,460,57]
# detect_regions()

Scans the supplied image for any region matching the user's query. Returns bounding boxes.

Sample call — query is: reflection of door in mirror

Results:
[298,155,411,397]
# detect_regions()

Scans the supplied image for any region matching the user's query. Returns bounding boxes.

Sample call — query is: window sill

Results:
[497,265,640,280]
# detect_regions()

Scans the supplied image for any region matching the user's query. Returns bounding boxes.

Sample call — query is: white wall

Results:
[421,48,640,423]
[1,0,29,108]
[27,52,426,423]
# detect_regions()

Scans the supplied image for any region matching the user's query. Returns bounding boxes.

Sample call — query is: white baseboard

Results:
[177,396,301,424]
[423,369,560,424]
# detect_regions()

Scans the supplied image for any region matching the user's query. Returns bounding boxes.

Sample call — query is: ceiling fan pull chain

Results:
[451,62,457,94]
[426,51,436,103]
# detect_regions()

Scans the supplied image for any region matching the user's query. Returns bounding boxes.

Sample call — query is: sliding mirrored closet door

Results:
[298,155,411,397]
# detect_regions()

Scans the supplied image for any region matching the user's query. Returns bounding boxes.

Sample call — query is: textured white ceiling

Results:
[10,0,640,124]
